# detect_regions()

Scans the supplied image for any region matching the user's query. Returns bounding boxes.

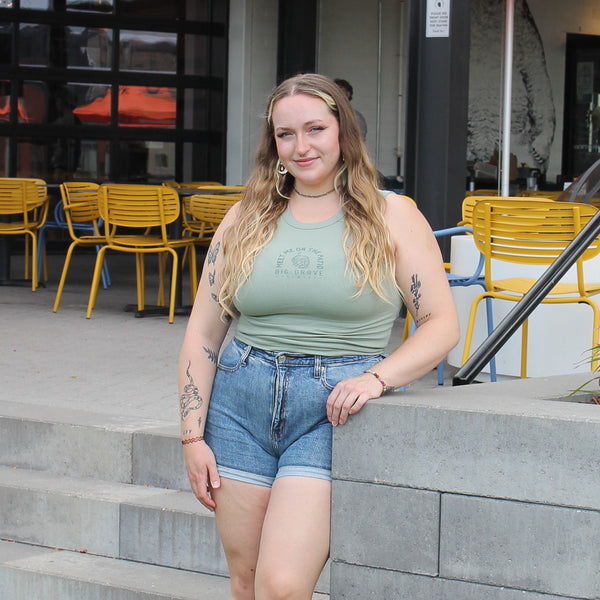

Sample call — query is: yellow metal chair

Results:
[53,182,112,312]
[183,193,240,244]
[517,190,563,200]
[461,198,600,376]
[0,177,48,290]
[87,184,197,323]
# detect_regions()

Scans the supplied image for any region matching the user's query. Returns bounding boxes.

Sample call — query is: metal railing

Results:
[452,209,600,386]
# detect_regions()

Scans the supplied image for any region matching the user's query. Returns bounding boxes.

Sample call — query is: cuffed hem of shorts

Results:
[216,464,332,488]
[217,465,275,488]
[276,465,332,482]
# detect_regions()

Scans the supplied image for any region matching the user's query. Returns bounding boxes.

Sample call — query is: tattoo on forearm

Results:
[410,273,422,312]
[207,241,220,266]
[203,346,218,364]
[179,361,203,420]
[415,312,432,325]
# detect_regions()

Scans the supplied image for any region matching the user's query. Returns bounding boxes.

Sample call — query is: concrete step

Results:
[0,400,188,490]
[0,539,232,600]
[0,465,331,595]
[0,465,227,576]
[0,540,329,600]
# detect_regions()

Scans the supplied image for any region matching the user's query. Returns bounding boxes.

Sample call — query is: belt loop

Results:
[240,342,252,366]
[314,355,322,378]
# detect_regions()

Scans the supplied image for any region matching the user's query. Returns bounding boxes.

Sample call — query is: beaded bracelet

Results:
[182,436,204,446]
[364,370,390,394]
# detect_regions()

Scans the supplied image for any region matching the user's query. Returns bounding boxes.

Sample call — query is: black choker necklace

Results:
[293,186,336,198]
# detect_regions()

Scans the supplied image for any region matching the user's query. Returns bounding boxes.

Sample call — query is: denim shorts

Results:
[204,338,385,488]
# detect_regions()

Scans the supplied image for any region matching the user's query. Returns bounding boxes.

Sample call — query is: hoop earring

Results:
[276,159,288,175]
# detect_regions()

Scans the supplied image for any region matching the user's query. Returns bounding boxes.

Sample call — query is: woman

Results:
[178,73,459,600]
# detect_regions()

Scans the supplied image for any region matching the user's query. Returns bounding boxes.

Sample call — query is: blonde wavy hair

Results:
[219,73,397,318]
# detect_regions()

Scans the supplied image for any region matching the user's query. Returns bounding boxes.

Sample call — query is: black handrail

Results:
[452,209,600,386]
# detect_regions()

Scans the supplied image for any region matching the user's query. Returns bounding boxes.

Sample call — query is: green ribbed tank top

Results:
[233,206,401,356]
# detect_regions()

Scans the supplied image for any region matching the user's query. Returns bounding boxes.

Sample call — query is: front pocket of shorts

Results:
[320,357,383,391]
[217,340,248,373]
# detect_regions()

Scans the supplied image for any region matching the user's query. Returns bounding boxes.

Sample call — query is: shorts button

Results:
[278,355,286,363]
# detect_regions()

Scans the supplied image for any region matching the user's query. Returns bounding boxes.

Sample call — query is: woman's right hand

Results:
[183,441,221,511]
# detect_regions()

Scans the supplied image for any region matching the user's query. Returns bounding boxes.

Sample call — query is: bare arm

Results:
[327,194,460,425]
[178,204,238,509]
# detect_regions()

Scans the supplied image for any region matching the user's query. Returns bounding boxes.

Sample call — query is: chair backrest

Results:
[60,181,102,238]
[186,194,239,241]
[472,198,600,290]
[0,178,46,225]
[98,183,180,242]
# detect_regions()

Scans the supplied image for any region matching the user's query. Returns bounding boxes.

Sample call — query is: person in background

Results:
[178,73,459,600]
[334,78,367,141]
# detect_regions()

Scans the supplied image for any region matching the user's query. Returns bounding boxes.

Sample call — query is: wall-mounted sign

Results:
[426,0,450,38]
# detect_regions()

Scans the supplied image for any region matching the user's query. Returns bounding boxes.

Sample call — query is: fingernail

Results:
[212,481,220,488]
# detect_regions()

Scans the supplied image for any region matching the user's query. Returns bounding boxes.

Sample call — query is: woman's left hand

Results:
[326,373,383,426]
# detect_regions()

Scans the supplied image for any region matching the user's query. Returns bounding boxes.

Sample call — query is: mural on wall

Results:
[468,0,556,174]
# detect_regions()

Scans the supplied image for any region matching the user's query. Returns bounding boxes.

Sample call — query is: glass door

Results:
[562,33,600,181]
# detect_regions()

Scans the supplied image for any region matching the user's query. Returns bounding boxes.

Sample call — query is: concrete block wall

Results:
[330,374,600,600]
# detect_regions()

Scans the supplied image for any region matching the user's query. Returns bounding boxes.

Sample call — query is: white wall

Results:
[317,0,405,180]
[226,0,278,184]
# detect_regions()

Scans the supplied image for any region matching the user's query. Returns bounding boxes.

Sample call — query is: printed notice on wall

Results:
[426,0,450,38]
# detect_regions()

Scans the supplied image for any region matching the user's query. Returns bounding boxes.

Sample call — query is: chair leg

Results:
[29,233,37,291]
[53,240,79,312]
[189,243,197,303]
[37,227,47,285]
[169,249,178,324]
[157,253,166,307]
[136,253,145,311]
[96,244,111,289]
[87,246,108,318]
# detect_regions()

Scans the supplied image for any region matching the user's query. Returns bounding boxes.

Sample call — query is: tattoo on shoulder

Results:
[203,346,218,364]
[410,273,422,312]
[179,361,203,420]
[207,241,220,266]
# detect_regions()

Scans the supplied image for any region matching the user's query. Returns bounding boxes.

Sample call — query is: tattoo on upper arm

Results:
[203,346,218,364]
[207,241,220,266]
[410,273,422,312]
[208,271,215,286]
[179,361,203,420]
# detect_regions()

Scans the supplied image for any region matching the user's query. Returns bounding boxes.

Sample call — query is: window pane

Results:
[17,138,48,179]
[76,139,110,181]
[67,26,113,69]
[0,137,8,176]
[185,0,210,22]
[118,85,175,128]
[120,30,176,74]
[117,140,174,182]
[19,23,50,66]
[66,0,113,13]
[184,89,208,130]
[71,83,111,126]
[183,34,209,76]
[21,81,48,124]
[121,0,176,19]
[21,0,52,9]
[0,23,12,66]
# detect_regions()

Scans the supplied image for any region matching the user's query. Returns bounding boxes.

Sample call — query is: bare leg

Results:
[212,478,271,600]
[255,476,331,600]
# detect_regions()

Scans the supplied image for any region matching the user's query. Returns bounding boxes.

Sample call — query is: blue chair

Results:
[38,185,110,289]
[402,225,496,385]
